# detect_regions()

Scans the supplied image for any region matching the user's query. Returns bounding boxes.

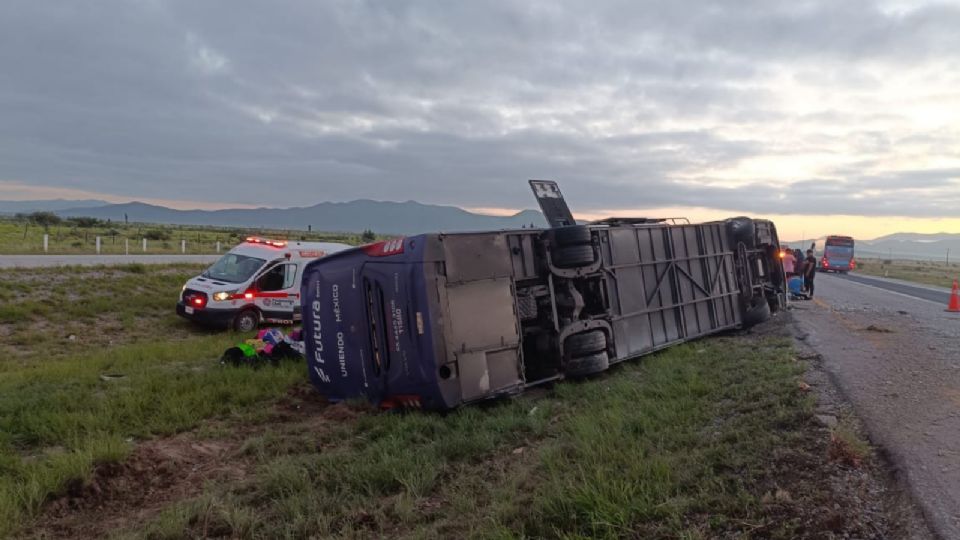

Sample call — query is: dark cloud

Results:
[2,0,959,218]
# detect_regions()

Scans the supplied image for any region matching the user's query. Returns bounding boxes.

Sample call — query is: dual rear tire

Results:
[550,226,597,269]
[564,329,609,377]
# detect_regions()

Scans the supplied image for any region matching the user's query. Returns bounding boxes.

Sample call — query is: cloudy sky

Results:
[2,0,959,239]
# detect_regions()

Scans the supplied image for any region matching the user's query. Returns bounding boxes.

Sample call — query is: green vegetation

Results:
[855,257,959,289]
[125,337,814,539]
[0,264,208,367]
[0,264,300,535]
[2,263,851,539]
[0,216,367,255]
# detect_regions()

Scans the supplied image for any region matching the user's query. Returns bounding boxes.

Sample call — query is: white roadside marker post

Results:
[96,236,101,254]
[43,234,48,253]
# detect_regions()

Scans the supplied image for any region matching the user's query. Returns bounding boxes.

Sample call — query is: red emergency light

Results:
[189,294,207,309]
[245,237,287,248]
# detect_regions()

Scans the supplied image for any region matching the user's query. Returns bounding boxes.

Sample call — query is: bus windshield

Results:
[824,245,853,258]
[202,253,266,283]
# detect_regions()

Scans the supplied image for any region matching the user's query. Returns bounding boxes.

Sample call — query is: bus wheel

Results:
[551,225,592,246]
[565,329,607,357]
[565,351,610,378]
[233,309,260,333]
[726,217,756,248]
[554,245,596,268]
[742,300,771,328]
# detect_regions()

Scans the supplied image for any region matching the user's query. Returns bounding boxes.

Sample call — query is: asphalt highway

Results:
[830,271,951,306]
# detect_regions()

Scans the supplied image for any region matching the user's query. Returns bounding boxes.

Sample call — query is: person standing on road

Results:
[803,249,817,297]
[782,245,797,277]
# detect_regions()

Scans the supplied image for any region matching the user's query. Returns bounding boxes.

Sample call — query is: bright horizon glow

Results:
[6,180,960,241]
[466,205,960,242]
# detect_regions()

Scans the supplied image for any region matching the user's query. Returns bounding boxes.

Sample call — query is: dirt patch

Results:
[864,324,894,333]
[26,384,364,540]
[32,435,243,539]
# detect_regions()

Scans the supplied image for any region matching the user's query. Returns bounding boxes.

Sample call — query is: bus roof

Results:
[825,235,854,245]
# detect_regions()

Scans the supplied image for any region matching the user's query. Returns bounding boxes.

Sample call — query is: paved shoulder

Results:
[792,275,960,538]
[0,255,219,268]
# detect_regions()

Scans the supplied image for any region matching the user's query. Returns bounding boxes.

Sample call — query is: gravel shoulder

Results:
[792,273,960,538]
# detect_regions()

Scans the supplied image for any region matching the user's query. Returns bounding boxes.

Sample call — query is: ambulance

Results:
[177,237,352,331]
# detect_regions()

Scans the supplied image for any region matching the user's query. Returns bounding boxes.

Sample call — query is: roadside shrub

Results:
[144,229,172,241]
[66,216,102,228]
[27,212,62,229]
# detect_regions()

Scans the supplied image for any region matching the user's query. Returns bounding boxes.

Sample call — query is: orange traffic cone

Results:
[948,280,960,313]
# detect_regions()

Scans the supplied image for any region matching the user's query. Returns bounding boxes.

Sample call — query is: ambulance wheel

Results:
[553,245,596,268]
[233,309,259,333]
[564,351,609,378]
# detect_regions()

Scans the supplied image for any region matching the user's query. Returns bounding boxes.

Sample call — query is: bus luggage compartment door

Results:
[442,277,523,402]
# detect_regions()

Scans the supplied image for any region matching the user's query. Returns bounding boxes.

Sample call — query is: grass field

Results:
[0,263,301,535]
[125,337,814,540]
[855,258,959,289]
[1,264,887,538]
[0,217,365,255]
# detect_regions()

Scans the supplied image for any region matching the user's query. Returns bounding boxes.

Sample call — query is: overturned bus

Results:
[302,181,786,411]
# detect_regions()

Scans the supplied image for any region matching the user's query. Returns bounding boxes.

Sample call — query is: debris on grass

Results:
[828,427,870,468]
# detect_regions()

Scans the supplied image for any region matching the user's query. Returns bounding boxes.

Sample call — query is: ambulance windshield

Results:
[202,253,266,283]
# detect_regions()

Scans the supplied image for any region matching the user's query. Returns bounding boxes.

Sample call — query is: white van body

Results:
[177,237,352,331]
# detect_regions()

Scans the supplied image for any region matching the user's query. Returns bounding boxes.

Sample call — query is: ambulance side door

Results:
[254,262,299,323]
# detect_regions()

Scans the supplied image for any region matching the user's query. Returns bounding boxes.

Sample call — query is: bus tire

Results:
[233,309,260,333]
[742,300,771,328]
[726,217,756,248]
[551,225,592,247]
[565,330,607,357]
[565,351,609,378]
[553,245,596,268]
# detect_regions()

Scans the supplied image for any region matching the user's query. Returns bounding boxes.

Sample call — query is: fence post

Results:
[96,236,101,254]
[181,239,186,254]
[216,241,221,253]
[143,238,147,252]
[43,234,49,253]
[125,238,129,255]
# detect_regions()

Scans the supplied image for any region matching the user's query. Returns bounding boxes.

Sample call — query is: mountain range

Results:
[0,199,109,214]
[6,199,958,259]
[51,200,547,235]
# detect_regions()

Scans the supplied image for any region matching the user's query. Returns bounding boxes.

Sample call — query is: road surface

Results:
[833,272,952,306]
[0,254,219,268]
[792,272,960,538]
